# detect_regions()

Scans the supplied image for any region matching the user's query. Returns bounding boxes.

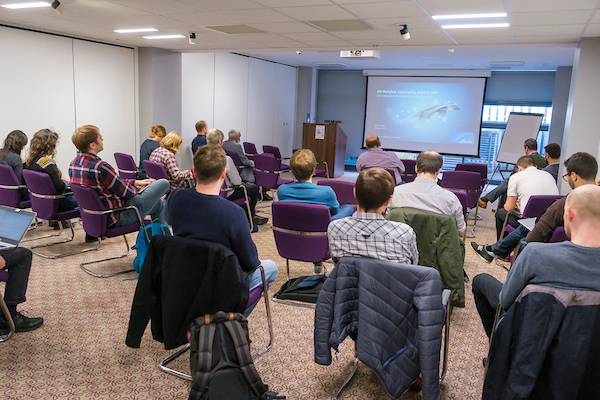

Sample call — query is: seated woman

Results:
[24,129,78,212]
[149,131,193,192]
[277,149,354,221]
[138,125,166,179]
[0,130,29,201]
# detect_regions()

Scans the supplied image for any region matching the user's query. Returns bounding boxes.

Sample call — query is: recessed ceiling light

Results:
[143,35,185,40]
[115,28,158,33]
[433,13,507,20]
[442,23,510,29]
[1,2,51,9]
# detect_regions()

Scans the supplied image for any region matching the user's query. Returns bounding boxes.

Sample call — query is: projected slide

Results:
[364,76,486,156]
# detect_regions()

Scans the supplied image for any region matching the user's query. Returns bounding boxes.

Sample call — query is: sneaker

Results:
[262,192,273,201]
[0,312,44,333]
[478,198,488,209]
[253,215,269,225]
[471,242,494,263]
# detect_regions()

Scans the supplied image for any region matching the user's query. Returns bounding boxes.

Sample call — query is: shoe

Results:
[262,192,273,201]
[85,234,105,243]
[251,224,258,233]
[471,242,494,263]
[314,262,323,274]
[478,198,488,209]
[497,254,511,262]
[483,358,487,368]
[0,312,44,333]
[253,215,269,225]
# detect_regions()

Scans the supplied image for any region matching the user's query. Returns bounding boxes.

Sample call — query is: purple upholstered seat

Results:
[219,181,253,231]
[243,142,257,155]
[263,145,290,171]
[549,226,569,243]
[502,195,563,236]
[317,180,356,207]
[114,152,138,180]
[143,160,170,181]
[253,154,292,196]
[440,170,482,236]
[0,164,30,209]
[448,189,468,241]
[383,168,398,186]
[455,163,487,190]
[400,159,416,183]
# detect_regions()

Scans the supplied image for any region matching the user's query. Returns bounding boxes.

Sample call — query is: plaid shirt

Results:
[69,152,137,226]
[149,147,193,191]
[327,212,418,264]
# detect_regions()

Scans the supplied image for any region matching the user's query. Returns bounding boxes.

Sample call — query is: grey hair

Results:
[228,129,240,141]
[206,128,224,145]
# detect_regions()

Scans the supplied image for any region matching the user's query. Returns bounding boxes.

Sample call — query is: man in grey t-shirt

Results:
[472,185,600,338]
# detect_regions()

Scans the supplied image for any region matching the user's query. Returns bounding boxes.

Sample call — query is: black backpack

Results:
[188,311,285,400]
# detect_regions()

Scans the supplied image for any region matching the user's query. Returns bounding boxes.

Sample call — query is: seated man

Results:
[328,168,418,265]
[494,155,558,240]
[472,184,600,338]
[356,135,405,184]
[69,125,170,236]
[164,145,278,316]
[389,150,465,236]
[206,129,267,231]
[541,143,561,182]
[472,152,597,263]
[0,248,43,333]
[191,120,207,154]
[277,149,354,221]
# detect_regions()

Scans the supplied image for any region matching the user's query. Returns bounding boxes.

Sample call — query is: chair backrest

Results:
[143,160,170,181]
[549,226,569,243]
[272,201,331,263]
[70,183,109,238]
[22,169,60,220]
[253,154,281,190]
[448,189,468,220]
[455,163,487,189]
[0,163,24,207]
[243,142,257,155]
[400,159,416,183]
[317,180,356,206]
[114,152,138,180]
[521,195,563,218]
[439,170,482,208]
[263,145,282,160]
[224,150,242,168]
[383,168,398,186]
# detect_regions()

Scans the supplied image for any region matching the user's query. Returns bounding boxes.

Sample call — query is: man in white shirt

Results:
[389,151,465,235]
[495,155,559,240]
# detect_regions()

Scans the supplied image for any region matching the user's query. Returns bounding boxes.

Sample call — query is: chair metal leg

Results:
[79,235,135,278]
[30,222,100,259]
[439,302,453,383]
[252,265,274,360]
[0,295,15,342]
[484,304,504,377]
[22,221,64,243]
[335,342,359,400]
[159,343,192,381]
[286,259,290,281]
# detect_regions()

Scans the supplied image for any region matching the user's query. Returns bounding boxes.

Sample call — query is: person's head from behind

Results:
[524,138,538,153]
[564,152,598,189]
[564,185,600,239]
[160,131,183,154]
[195,120,207,135]
[27,129,59,164]
[149,125,166,141]
[544,143,561,161]
[416,151,443,176]
[193,145,227,185]
[516,155,535,171]
[290,149,316,182]
[355,168,394,213]
[72,125,101,154]
[228,129,241,142]
[206,128,224,146]
[2,130,28,156]
[365,135,381,149]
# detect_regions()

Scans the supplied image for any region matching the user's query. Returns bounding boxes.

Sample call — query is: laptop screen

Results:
[0,206,36,246]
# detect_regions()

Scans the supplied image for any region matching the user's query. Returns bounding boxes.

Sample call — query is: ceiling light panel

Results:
[114,28,157,33]
[442,23,509,29]
[1,2,50,9]
[143,34,185,39]
[433,13,506,19]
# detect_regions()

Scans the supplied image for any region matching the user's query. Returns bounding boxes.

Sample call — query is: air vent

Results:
[206,25,266,34]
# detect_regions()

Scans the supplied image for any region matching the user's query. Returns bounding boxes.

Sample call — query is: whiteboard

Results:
[496,112,544,164]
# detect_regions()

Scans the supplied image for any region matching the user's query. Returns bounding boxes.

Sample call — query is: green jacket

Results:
[531,153,548,169]
[386,207,465,307]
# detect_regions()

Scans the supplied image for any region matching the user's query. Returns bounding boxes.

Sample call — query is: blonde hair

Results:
[149,125,166,141]
[160,131,183,154]
[206,129,224,145]
[290,149,316,181]
[72,125,99,153]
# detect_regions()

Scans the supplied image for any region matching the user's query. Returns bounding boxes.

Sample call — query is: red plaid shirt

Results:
[69,152,137,226]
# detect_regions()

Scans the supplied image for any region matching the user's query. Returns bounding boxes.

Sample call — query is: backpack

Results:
[132,218,171,273]
[188,311,285,400]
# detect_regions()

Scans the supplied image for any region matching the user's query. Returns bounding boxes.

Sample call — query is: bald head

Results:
[566,185,600,224]
[365,135,381,149]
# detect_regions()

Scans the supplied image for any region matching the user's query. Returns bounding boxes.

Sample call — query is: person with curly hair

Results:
[149,131,193,192]
[138,125,166,179]
[0,130,29,201]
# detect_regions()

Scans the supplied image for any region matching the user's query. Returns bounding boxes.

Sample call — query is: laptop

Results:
[0,206,37,250]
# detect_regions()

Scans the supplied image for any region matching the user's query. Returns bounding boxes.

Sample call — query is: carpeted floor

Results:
[0,183,509,399]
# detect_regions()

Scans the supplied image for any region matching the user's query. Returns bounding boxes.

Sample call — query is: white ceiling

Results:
[1,0,599,70]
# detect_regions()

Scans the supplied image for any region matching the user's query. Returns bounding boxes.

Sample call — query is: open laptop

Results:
[0,206,36,250]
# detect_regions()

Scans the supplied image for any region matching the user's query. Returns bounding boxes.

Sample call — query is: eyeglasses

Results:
[562,172,571,182]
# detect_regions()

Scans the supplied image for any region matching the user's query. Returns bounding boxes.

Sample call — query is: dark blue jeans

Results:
[491,225,528,258]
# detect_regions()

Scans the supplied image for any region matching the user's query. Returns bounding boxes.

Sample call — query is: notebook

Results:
[0,206,36,250]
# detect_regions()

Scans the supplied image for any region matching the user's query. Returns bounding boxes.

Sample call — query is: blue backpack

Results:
[132,219,171,274]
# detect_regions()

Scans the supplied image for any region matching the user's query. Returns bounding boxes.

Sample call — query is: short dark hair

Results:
[544,143,561,159]
[564,152,598,181]
[290,149,316,181]
[365,136,381,149]
[195,120,207,133]
[524,138,538,151]
[416,151,443,174]
[72,125,99,153]
[0,130,28,159]
[193,145,227,184]
[355,168,394,212]
[516,155,535,168]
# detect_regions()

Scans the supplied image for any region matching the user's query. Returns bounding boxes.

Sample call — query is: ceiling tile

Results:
[506,0,597,13]
[238,32,298,42]
[383,27,450,40]
[592,10,600,24]
[300,39,354,47]
[109,0,202,15]
[512,24,584,36]
[365,16,440,30]
[417,0,505,15]
[584,23,600,35]
[453,36,515,45]
[341,2,425,19]
[0,8,59,23]
[26,7,102,21]
[510,10,593,26]
[331,30,392,40]
[67,0,153,18]
[175,0,264,11]
[212,8,294,23]
[164,11,239,26]
[250,21,321,33]
[112,15,194,28]
[281,31,340,41]
[348,39,399,46]
[444,26,512,38]
[513,35,581,44]
[254,0,331,6]
[276,5,355,21]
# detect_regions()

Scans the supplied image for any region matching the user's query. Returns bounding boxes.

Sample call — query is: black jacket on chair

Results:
[126,235,249,350]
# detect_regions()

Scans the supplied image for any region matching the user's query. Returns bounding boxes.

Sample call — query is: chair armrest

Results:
[30,192,67,200]
[441,289,451,307]
[81,204,144,228]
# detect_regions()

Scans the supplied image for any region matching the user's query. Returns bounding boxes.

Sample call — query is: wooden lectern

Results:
[302,123,347,178]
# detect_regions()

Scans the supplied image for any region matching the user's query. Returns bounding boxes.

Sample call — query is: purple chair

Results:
[253,154,292,200]
[440,170,482,237]
[143,160,169,181]
[0,164,30,209]
[549,226,569,243]
[243,142,257,161]
[455,163,487,191]
[384,168,398,186]
[0,269,15,342]
[114,152,138,180]
[448,189,468,241]
[224,149,253,178]
[292,148,329,178]
[272,201,331,284]
[263,145,290,171]
[21,170,92,259]
[70,183,144,278]
[219,181,253,232]
[499,195,564,238]
[317,180,356,208]
[400,159,417,183]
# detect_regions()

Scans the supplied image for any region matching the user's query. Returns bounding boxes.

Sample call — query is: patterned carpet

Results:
[0,190,508,399]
